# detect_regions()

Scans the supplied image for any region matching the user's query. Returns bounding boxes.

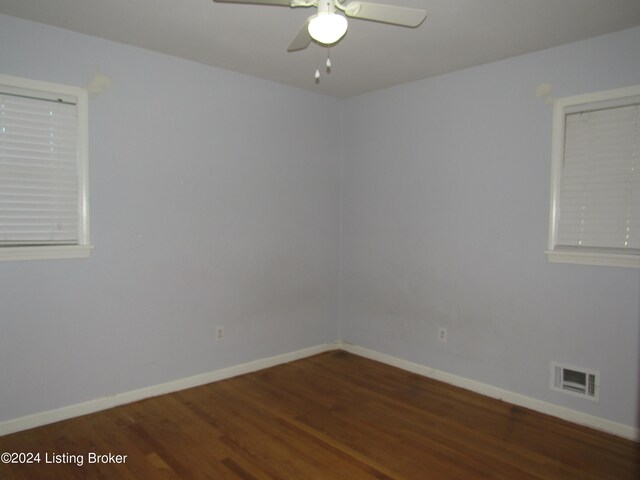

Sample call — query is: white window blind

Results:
[0,74,90,261]
[547,85,640,268]
[557,104,640,250]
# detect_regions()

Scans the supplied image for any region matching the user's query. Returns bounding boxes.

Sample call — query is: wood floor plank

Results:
[303,351,639,479]
[190,381,388,479]
[277,355,599,479]
[1,351,638,479]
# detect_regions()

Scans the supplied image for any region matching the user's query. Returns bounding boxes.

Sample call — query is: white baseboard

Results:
[338,342,639,441]
[0,342,341,437]
[2,341,637,442]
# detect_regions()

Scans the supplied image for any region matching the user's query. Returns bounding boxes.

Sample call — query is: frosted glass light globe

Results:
[308,13,348,45]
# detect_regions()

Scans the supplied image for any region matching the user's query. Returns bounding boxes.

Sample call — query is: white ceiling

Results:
[1,0,640,97]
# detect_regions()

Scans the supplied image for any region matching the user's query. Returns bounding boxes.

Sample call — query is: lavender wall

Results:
[0,14,342,423]
[340,26,640,429]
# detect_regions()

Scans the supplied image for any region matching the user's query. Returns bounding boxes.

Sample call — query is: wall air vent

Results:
[551,362,599,402]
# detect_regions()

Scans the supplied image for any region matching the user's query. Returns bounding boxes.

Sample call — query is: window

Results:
[0,74,90,261]
[547,85,640,268]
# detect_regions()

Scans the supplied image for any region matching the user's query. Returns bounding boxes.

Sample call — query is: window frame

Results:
[0,74,91,261]
[546,85,640,269]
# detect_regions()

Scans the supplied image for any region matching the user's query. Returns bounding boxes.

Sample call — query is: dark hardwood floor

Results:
[1,350,638,479]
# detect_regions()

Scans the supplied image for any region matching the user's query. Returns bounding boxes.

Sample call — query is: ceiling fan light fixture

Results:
[308,13,348,45]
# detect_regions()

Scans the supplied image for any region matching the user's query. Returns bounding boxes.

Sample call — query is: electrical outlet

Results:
[438,327,447,343]
[216,326,224,341]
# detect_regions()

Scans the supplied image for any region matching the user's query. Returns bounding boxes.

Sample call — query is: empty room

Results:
[0,0,639,478]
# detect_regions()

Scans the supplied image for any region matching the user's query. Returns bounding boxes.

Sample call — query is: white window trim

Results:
[546,85,640,269]
[0,74,92,261]
[0,244,92,261]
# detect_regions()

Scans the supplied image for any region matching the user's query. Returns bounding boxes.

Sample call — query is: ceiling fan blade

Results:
[343,2,426,27]
[287,17,313,51]
[213,0,293,6]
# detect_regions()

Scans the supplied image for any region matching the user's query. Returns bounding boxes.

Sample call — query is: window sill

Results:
[546,248,640,269]
[0,245,93,261]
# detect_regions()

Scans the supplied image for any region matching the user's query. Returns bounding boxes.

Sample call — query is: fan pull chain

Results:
[314,47,334,82]
[314,47,321,82]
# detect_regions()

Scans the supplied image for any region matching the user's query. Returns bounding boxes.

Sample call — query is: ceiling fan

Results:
[212,0,427,52]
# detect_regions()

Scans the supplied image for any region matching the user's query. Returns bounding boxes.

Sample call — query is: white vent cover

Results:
[551,362,599,402]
